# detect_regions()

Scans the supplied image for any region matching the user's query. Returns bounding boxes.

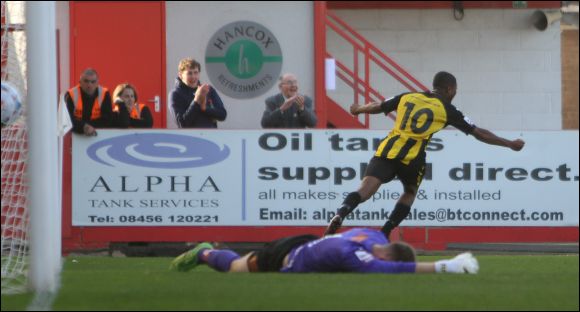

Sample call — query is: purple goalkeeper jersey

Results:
[280,228,416,274]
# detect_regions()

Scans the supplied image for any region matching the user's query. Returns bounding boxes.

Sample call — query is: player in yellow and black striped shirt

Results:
[325,71,525,238]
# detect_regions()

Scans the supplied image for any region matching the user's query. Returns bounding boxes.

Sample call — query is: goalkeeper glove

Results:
[435,252,479,274]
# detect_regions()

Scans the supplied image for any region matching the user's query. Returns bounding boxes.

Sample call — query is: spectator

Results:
[65,68,113,136]
[261,73,317,128]
[112,83,153,128]
[170,58,226,128]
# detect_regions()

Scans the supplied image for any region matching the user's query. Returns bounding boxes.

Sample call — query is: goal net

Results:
[1,0,29,295]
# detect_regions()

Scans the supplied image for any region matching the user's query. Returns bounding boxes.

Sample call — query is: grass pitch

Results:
[2,255,578,310]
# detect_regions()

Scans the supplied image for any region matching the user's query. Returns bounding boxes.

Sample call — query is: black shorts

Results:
[364,156,426,187]
[251,234,319,272]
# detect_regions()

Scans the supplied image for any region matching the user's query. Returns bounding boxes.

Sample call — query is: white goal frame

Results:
[26,1,61,294]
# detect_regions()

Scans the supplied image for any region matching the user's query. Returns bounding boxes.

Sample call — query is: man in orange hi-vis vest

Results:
[65,68,113,136]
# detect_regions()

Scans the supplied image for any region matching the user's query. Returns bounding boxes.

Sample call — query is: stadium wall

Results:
[328,8,562,131]
[165,1,315,130]
[50,2,577,251]
[54,3,565,131]
[562,28,579,129]
[56,1,69,97]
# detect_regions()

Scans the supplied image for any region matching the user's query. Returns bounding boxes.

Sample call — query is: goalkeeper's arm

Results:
[415,252,479,274]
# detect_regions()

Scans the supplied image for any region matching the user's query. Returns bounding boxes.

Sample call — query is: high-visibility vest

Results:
[68,85,107,120]
[113,102,146,119]
[130,103,146,119]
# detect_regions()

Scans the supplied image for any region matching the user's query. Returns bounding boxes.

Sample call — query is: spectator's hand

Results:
[295,95,305,111]
[83,124,97,136]
[194,84,210,111]
[510,139,525,151]
[194,85,204,102]
[200,84,210,96]
[113,98,129,112]
[280,95,298,112]
[350,103,362,115]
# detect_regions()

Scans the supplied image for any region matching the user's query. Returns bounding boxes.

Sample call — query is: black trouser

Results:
[248,234,319,272]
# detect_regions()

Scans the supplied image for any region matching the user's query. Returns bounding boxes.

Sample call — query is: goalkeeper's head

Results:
[373,242,417,262]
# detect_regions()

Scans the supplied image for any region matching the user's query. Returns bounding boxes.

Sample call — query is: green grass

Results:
[2,255,578,310]
[0,292,34,311]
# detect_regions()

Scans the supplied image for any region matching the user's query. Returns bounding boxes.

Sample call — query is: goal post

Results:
[26,0,61,294]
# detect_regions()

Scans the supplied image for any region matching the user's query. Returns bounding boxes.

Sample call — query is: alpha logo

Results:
[87,133,230,169]
[205,21,282,99]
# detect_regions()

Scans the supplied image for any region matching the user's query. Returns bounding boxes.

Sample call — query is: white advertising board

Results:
[73,130,579,227]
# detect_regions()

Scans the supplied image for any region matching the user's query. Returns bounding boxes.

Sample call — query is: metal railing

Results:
[325,9,429,127]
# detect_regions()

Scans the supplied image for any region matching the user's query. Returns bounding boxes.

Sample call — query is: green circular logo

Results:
[225,40,263,79]
[206,21,283,99]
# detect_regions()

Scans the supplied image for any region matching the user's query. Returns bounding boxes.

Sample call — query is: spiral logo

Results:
[87,133,230,169]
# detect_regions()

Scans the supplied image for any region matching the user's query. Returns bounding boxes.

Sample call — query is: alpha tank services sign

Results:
[72,130,579,227]
[205,21,282,99]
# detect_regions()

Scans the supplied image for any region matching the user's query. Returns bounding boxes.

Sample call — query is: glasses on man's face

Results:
[82,79,97,84]
[283,81,298,86]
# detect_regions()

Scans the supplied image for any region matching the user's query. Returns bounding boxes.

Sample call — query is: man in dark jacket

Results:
[261,73,317,128]
[170,58,227,128]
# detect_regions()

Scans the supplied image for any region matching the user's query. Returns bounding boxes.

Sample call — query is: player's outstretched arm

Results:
[350,102,384,115]
[471,127,525,151]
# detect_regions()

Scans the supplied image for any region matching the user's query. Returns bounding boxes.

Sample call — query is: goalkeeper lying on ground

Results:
[170,228,478,274]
